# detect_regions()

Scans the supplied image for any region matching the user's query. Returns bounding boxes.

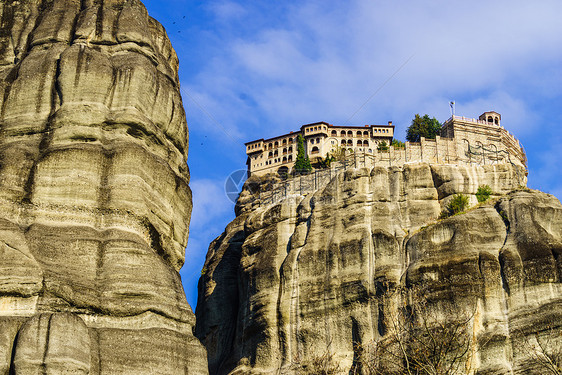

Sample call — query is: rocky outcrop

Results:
[196,163,562,374]
[0,0,207,373]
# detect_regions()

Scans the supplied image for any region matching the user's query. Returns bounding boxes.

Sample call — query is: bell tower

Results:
[479,111,501,125]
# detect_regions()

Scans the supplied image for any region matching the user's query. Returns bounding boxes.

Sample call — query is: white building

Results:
[245,121,395,176]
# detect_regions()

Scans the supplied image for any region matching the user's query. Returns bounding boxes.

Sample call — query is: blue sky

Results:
[142,0,562,308]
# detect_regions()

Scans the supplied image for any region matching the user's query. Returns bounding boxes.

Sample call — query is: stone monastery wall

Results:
[246,112,527,178]
[242,112,528,208]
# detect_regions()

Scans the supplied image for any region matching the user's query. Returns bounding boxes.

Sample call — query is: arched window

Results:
[347,130,353,137]
[363,140,369,146]
[274,150,278,156]
[487,116,493,123]
[341,139,346,145]
[311,146,319,154]
[368,149,373,153]
[357,140,362,146]
[341,130,346,137]
[269,143,273,149]
[331,130,337,136]
[274,141,279,147]
[494,117,499,125]
[268,152,273,158]
[282,139,287,145]
[288,146,293,153]
[316,138,320,144]
[288,138,293,143]
[357,131,362,137]
[364,131,369,136]
[347,139,353,145]
[283,157,287,162]
[288,155,293,161]
[283,148,287,154]
[310,139,314,144]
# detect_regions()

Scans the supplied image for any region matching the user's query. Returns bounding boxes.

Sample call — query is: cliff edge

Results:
[196,163,562,374]
[0,1,207,373]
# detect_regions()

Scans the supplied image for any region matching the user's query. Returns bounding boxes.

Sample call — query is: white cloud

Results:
[187,0,562,133]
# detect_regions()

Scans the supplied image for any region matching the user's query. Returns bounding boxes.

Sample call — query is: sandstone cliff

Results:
[0,1,207,373]
[196,163,562,374]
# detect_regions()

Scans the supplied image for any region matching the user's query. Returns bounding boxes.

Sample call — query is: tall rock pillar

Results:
[0,0,207,373]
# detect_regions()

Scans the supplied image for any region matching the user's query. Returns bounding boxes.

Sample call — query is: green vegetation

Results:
[293,134,312,174]
[318,154,335,168]
[391,139,405,148]
[406,114,442,142]
[440,194,469,218]
[476,185,492,203]
[377,141,389,152]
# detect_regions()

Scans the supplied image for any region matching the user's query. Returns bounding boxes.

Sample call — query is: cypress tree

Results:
[293,134,312,174]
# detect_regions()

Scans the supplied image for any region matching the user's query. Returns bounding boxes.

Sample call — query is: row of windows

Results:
[257,155,294,167]
[268,147,294,158]
[305,125,328,133]
[330,130,369,137]
[248,137,296,151]
[249,129,392,152]
[328,129,389,137]
[333,139,370,146]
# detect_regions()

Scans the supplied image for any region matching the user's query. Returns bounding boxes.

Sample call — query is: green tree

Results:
[377,141,389,152]
[476,185,492,203]
[391,139,405,148]
[441,194,469,218]
[294,134,312,174]
[406,114,442,142]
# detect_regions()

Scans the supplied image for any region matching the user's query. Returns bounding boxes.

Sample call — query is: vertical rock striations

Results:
[0,0,207,373]
[197,163,562,374]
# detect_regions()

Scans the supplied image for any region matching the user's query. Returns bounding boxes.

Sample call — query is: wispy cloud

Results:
[185,0,562,144]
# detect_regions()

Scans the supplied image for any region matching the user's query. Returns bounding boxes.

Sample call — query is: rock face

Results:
[196,163,562,374]
[0,1,207,374]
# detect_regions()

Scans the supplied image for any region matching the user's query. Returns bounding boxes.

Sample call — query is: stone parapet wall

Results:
[248,114,527,178]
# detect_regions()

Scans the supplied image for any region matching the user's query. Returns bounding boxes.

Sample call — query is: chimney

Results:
[388,121,393,126]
